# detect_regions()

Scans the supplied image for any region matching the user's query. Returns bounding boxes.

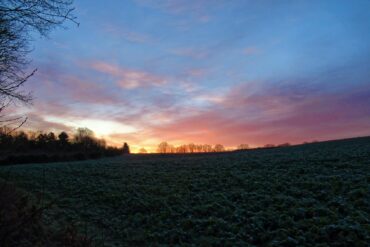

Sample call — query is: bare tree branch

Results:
[0,0,77,128]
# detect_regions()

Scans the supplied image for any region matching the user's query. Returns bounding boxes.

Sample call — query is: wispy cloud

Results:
[32,68,123,106]
[23,112,74,134]
[91,61,168,89]
[141,79,370,147]
[18,0,370,151]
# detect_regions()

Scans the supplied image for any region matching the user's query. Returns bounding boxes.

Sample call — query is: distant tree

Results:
[188,143,196,153]
[58,131,69,143]
[202,144,212,153]
[213,144,225,152]
[237,144,249,150]
[195,144,203,152]
[74,127,94,143]
[176,144,187,153]
[74,127,97,152]
[47,132,56,142]
[122,142,130,154]
[264,144,275,148]
[45,132,56,150]
[36,132,48,149]
[0,127,13,149]
[157,142,232,153]
[278,143,291,147]
[167,144,176,153]
[157,142,169,153]
[0,126,125,164]
[13,131,29,150]
[138,148,147,154]
[97,139,106,148]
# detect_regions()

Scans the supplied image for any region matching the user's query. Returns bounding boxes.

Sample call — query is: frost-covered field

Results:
[0,137,369,246]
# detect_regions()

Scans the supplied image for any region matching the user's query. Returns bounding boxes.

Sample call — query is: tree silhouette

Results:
[203,144,212,153]
[237,144,249,150]
[138,148,147,154]
[0,0,77,128]
[188,143,195,153]
[74,127,100,153]
[213,144,225,152]
[58,131,69,144]
[176,144,187,153]
[13,131,28,151]
[264,144,275,148]
[278,143,291,147]
[0,128,125,164]
[156,142,229,153]
[122,142,130,154]
[0,127,13,149]
[0,16,32,104]
[36,132,48,149]
[157,142,169,153]
[74,127,94,142]
[47,132,56,142]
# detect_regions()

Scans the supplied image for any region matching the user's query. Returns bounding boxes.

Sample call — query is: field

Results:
[0,137,369,246]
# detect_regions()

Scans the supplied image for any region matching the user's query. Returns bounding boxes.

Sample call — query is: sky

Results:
[9,0,370,152]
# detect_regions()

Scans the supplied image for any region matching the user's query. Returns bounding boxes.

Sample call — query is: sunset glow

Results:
[11,0,370,152]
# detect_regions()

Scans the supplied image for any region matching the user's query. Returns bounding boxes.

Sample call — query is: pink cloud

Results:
[91,61,167,89]
[62,76,123,104]
[27,62,124,107]
[141,81,370,147]
[16,59,370,152]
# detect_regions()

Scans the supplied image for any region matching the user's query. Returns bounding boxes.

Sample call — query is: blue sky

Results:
[14,0,370,152]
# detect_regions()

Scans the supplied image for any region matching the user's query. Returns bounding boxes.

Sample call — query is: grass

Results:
[0,137,369,246]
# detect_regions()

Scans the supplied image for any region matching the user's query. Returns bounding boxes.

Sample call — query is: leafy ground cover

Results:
[0,180,92,246]
[0,137,369,246]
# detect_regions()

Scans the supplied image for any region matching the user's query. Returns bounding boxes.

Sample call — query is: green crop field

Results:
[0,137,369,246]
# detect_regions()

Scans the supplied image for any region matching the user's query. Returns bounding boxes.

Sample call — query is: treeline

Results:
[0,127,130,165]
[156,142,293,154]
[263,143,291,148]
[157,142,227,153]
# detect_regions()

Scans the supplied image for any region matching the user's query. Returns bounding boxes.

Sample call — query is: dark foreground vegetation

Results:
[0,180,92,246]
[0,127,129,165]
[0,137,369,246]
